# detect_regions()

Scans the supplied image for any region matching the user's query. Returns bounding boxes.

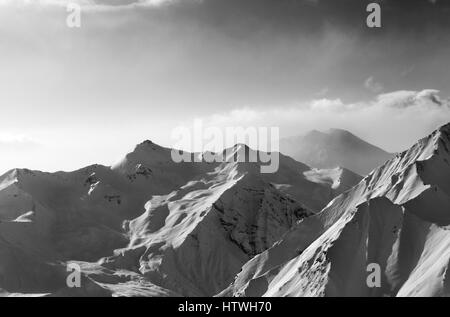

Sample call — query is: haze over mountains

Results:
[0,124,449,297]
[2,0,450,299]
[280,128,394,175]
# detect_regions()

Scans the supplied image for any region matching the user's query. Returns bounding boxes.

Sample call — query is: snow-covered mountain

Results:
[2,123,449,297]
[280,128,394,175]
[222,123,450,297]
[0,141,360,296]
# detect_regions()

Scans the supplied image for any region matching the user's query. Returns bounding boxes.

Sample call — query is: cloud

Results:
[310,98,345,111]
[0,133,40,151]
[193,90,450,152]
[0,0,177,9]
[364,76,384,94]
[376,89,444,108]
[315,87,329,97]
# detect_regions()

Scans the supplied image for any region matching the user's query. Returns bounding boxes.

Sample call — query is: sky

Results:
[0,0,450,174]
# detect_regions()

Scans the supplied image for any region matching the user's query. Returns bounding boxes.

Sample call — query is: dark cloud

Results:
[150,0,450,102]
[149,0,450,37]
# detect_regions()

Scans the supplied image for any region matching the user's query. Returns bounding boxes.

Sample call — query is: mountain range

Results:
[0,141,360,296]
[223,123,450,297]
[0,124,449,297]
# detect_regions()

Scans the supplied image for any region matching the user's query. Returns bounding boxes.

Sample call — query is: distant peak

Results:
[327,128,348,133]
[134,140,167,152]
[326,128,354,136]
[304,129,324,137]
[139,140,154,146]
[304,128,357,139]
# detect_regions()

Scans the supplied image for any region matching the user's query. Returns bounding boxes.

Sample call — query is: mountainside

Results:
[4,123,449,297]
[221,123,450,297]
[0,142,360,296]
[280,128,394,176]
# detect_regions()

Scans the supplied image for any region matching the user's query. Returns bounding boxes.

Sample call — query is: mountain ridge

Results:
[221,122,450,297]
[0,141,360,296]
[2,123,448,297]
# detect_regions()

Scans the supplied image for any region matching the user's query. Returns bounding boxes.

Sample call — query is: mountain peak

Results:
[326,128,354,137]
[281,128,392,175]
[139,140,154,146]
[303,129,325,138]
[134,139,165,151]
[111,140,174,174]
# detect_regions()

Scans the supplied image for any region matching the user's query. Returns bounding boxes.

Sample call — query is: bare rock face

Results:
[215,181,311,257]
[222,123,450,297]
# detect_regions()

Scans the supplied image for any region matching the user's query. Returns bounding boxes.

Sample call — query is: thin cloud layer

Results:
[0,133,39,151]
[198,90,450,152]
[0,0,177,9]
[364,76,384,94]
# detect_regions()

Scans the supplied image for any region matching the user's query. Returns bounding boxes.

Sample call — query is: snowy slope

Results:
[222,123,450,297]
[97,145,354,296]
[0,141,358,296]
[280,128,393,175]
